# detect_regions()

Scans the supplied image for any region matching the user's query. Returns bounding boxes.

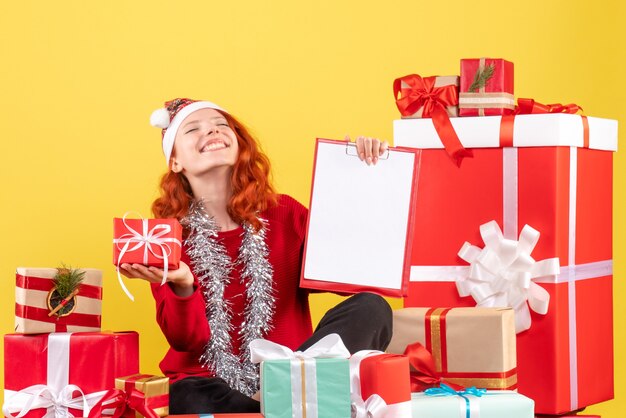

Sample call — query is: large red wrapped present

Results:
[3,331,139,417]
[113,216,182,300]
[15,267,102,334]
[393,112,616,414]
[350,351,411,417]
[459,58,514,116]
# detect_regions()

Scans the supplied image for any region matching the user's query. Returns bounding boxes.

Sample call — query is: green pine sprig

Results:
[469,63,495,92]
[52,265,85,298]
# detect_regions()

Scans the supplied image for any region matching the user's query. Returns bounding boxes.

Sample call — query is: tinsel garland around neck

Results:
[180,200,275,396]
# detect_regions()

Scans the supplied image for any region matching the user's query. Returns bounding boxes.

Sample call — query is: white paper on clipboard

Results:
[302,139,419,295]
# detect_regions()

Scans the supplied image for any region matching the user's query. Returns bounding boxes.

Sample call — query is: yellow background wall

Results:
[0,0,623,415]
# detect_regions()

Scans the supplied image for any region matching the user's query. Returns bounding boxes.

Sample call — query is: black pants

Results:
[169,292,393,414]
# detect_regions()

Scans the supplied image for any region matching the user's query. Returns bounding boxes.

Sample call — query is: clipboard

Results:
[300,138,421,297]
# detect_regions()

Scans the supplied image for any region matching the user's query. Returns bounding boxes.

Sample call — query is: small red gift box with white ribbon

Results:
[350,350,412,418]
[113,215,182,300]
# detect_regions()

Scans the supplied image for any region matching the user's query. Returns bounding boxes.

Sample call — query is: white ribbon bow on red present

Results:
[457,220,560,333]
[456,221,560,333]
[114,213,181,301]
[2,384,102,418]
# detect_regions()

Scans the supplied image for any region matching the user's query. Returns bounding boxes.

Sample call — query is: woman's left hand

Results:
[349,135,389,166]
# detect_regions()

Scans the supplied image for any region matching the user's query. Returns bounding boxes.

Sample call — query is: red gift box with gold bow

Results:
[393,109,616,414]
[88,374,169,418]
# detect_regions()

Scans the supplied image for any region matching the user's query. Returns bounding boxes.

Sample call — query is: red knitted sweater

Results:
[151,194,312,383]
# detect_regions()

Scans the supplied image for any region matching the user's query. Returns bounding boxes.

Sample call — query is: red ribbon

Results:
[500,98,589,148]
[515,98,583,115]
[394,74,472,166]
[403,341,463,392]
[15,304,101,331]
[87,387,167,418]
[16,274,103,299]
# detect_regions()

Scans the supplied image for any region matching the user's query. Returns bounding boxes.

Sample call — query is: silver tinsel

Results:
[180,200,275,396]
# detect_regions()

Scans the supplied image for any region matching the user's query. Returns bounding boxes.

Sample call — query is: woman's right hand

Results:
[118,261,195,297]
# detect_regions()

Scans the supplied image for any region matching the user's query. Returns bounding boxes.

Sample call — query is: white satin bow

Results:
[2,384,103,418]
[351,393,388,418]
[457,220,560,333]
[250,333,350,362]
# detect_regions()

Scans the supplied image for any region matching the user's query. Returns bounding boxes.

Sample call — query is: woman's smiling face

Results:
[170,108,239,177]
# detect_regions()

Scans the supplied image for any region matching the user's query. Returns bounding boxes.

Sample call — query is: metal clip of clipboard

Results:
[345,142,390,160]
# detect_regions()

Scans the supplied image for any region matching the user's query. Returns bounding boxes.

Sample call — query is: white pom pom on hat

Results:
[150,108,171,129]
[150,100,227,165]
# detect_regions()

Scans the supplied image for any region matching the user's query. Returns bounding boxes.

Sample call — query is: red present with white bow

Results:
[393,113,616,414]
[349,351,411,418]
[113,215,182,301]
[3,331,139,417]
[15,267,102,334]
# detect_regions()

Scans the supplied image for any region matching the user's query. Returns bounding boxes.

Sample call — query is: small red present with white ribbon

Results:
[113,214,182,301]
[349,350,411,418]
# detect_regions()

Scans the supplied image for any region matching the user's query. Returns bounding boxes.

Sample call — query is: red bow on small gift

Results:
[87,387,166,418]
[403,341,463,392]
[394,74,472,166]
